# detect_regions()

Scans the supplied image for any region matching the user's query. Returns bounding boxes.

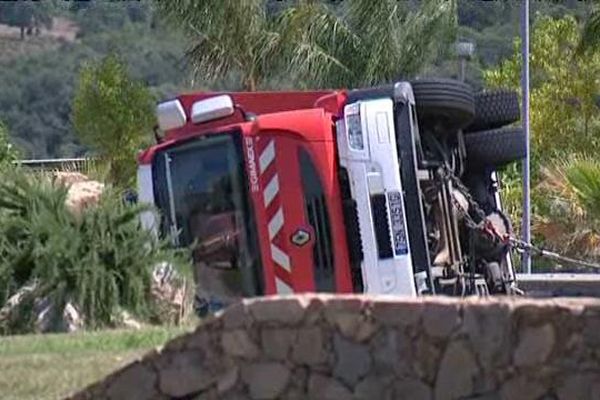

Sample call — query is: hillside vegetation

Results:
[0,0,593,159]
[0,17,78,63]
[0,1,188,158]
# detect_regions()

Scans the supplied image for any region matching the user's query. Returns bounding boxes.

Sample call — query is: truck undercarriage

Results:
[336,80,523,298]
[138,78,526,311]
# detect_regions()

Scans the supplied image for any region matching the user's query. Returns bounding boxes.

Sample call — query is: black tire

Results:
[410,78,475,133]
[465,127,526,168]
[466,90,520,132]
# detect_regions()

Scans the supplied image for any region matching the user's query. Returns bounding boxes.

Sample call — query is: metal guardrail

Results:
[14,158,95,173]
[516,273,600,298]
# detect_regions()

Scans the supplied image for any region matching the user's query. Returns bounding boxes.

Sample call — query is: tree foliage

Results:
[68,0,153,37]
[456,0,592,76]
[0,170,190,333]
[0,122,18,171]
[1,2,594,159]
[155,0,457,90]
[0,5,189,160]
[534,157,600,266]
[278,0,457,88]
[484,16,600,269]
[155,0,276,91]
[485,16,600,162]
[580,7,600,53]
[72,54,156,188]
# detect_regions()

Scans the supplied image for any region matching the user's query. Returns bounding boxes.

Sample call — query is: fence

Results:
[15,158,95,173]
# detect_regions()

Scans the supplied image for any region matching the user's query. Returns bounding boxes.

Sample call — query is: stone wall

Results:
[68,295,600,400]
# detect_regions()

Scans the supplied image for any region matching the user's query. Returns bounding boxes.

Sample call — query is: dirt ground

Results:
[0,17,78,42]
[0,17,79,62]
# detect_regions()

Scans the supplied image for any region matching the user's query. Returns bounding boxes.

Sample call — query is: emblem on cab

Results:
[291,229,311,247]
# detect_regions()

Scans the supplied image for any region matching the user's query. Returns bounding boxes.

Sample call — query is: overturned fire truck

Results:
[137,79,525,307]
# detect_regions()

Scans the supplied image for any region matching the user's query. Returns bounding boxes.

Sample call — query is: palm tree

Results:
[154,0,457,91]
[154,0,281,91]
[278,0,456,88]
[535,157,600,264]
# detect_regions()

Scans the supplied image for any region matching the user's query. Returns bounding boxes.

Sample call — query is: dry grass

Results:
[0,326,193,400]
[0,17,78,63]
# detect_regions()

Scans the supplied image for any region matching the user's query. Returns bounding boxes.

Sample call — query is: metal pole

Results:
[521,0,532,274]
[460,58,466,82]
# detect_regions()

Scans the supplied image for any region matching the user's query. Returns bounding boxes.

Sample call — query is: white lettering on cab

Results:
[245,137,260,192]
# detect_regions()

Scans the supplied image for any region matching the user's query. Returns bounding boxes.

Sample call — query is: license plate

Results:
[388,191,408,255]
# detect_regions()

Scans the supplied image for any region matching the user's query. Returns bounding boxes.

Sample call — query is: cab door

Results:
[242,110,353,295]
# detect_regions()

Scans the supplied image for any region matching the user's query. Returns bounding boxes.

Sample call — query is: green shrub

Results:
[0,170,191,334]
[564,158,600,222]
[72,54,156,188]
[530,157,600,268]
[0,121,18,171]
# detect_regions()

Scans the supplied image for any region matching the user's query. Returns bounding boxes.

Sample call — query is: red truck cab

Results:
[138,90,360,298]
[139,81,523,304]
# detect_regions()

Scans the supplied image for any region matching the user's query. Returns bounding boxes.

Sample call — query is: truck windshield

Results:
[152,131,262,298]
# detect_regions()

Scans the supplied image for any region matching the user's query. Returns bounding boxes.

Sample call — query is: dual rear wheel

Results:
[411,78,524,168]
[411,79,522,296]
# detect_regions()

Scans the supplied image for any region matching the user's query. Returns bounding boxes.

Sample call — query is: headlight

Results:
[344,103,364,150]
[157,99,187,131]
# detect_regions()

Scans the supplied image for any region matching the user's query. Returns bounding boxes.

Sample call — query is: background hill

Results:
[0,0,593,159]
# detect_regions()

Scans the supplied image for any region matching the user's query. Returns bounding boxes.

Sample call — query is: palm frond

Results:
[277,0,457,88]
[533,156,600,263]
[578,8,600,53]
[276,1,360,88]
[0,170,192,333]
[565,158,600,221]
[155,0,272,89]
[155,0,457,90]
[185,32,241,83]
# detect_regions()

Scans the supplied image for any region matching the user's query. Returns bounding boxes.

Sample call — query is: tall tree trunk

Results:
[244,73,257,92]
[246,80,256,92]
